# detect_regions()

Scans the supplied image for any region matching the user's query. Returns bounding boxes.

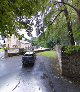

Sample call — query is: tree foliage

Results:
[0,0,48,37]
[0,0,80,46]
[37,0,80,46]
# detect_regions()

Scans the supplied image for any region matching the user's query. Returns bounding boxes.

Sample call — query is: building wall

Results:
[21,43,31,49]
[5,34,21,48]
[5,34,31,49]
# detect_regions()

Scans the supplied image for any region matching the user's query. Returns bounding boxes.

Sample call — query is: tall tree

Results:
[0,0,80,45]
[61,0,75,45]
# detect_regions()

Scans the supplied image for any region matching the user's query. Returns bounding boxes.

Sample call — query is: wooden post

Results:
[4,50,8,58]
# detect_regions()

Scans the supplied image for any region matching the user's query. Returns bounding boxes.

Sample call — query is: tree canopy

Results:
[0,0,44,37]
[0,0,80,46]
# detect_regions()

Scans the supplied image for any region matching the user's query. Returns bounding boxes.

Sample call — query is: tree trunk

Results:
[63,7,75,45]
[77,10,80,27]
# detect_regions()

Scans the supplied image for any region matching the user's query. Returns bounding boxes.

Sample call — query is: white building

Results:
[4,34,31,49]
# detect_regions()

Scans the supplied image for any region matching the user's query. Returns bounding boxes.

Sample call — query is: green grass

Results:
[38,50,58,59]
[0,48,4,52]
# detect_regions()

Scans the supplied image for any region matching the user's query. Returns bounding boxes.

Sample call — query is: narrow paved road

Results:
[0,52,4,58]
[0,55,80,92]
[0,55,53,92]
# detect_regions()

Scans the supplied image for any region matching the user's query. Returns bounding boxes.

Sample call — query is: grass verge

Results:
[38,50,58,59]
[38,50,61,75]
[0,48,4,52]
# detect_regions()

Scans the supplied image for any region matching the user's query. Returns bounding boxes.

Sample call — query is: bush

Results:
[61,45,80,55]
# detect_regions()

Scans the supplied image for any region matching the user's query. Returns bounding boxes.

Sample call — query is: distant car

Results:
[22,51,36,66]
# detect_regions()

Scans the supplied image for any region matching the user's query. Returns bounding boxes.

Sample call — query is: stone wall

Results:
[56,45,62,73]
[61,52,80,80]
[34,48,51,53]
[56,45,80,80]
[7,48,26,57]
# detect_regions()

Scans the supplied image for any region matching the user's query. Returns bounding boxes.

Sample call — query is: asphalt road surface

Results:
[0,55,80,92]
[0,55,53,92]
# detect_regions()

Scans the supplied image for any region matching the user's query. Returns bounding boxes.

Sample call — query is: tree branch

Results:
[55,1,79,13]
[48,10,63,26]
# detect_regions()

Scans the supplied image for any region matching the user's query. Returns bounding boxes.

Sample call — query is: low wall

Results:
[7,48,26,57]
[8,53,19,57]
[61,52,80,79]
[34,48,51,53]
[56,45,80,81]
[7,48,51,57]
[56,45,62,71]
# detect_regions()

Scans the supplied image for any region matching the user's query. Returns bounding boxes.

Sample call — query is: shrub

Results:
[61,45,80,55]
